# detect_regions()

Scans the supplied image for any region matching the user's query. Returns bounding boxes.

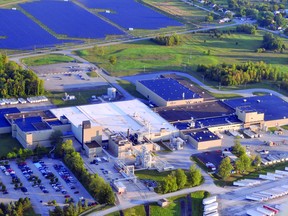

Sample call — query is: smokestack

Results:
[127,129,130,138]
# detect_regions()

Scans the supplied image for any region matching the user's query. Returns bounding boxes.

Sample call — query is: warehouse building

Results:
[184,129,222,150]
[136,78,203,107]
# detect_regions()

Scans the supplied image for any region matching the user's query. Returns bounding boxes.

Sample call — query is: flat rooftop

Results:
[85,140,101,148]
[195,115,242,128]
[0,107,20,128]
[14,116,52,132]
[51,99,177,136]
[138,78,201,101]
[223,95,288,121]
[155,100,234,122]
[189,129,220,142]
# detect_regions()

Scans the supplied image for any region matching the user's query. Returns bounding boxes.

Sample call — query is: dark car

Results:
[3,191,8,194]
[74,191,79,194]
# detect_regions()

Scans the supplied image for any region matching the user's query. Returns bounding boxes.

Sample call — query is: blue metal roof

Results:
[189,129,220,142]
[14,116,52,132]
[195,115,242,128]
[223,95,288,121]
[47,120,63,126]
[139,78,201,101]
[0,107,20,128]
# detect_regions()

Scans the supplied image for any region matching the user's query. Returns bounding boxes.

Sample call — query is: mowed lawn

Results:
[22,54,76,66]
[75,30,288,77]
[0,134,23,157]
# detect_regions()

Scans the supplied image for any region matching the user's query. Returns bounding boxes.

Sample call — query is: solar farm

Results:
[20,1,125,39]
[0,9,68,50]
[0,0,184,50]
[79,0,183,29]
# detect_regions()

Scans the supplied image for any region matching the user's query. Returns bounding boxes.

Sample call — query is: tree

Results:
[262,33,284,50]
[232,139,246,156]
[174,169,187,189]
[235,154,251,173]
[50,130,63,146]
[206,15,214,22]
[109,56,117,65]
[188,165,202,186]
[218,157,233,179]
[163,174,178,193]
[97,183,115,205]
[253,155,261,167]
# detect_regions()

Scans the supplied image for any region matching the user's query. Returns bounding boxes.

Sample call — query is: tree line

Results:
[151,34,181,46]
[156,165,202,193]
[49,201,90,216]
[53,138,115,205]
[0,54,44,98]
[236,24,257,34]
[196,61,288,91]
[0,197,32,216]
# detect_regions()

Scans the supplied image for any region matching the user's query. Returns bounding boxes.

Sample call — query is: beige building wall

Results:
[136,81,167,106]
[208,123,243,132]
[236,108,264,123]
[136,81,204,107]
[109,137,132,158]
[83,125,102,144]
[15,124,53,149]
[187,135,222,150]
[263,118,288,128]
[83,144,102,158]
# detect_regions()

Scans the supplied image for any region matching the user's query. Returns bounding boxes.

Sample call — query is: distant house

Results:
[157,198,169,207]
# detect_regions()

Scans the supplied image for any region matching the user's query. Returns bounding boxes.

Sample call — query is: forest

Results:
[196,61,288,91]
[0,54,44,98]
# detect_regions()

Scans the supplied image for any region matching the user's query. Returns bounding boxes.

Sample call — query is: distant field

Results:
[22,54,75,66]
[75,30,288,78]
[142,0,209,25]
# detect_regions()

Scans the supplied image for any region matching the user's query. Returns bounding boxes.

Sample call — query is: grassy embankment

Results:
[22,54,76,66]
[0,134,23,158]
[75,30,288,93]
[107,191,208,216]
[46,87,108,107]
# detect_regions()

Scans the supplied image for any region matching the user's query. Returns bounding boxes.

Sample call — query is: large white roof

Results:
[50,99,176,135]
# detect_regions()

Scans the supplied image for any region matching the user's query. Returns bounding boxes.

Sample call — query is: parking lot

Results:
[0,158,94,216]
[30,63,108,91]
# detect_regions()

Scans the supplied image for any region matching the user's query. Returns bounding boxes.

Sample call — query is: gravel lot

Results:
[30,63,109,91]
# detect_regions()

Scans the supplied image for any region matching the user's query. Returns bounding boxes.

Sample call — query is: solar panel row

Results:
[0,9,68,50]
[79,0,183,29]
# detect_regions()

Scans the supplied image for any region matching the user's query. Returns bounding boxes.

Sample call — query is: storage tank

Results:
[107,87,117,99]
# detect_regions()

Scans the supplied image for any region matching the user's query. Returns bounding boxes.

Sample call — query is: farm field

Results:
[75,30,288,77]
[143,0,209,25]
[0,9,68,50]
[20,1,125,39]
[78,0,183,30]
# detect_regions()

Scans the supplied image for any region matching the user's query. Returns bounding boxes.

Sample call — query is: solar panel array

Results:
[78,0,183,29]
[223,95,288,121]
[139,78,201,101]
[0,9,67,50]
[21,1,125,39]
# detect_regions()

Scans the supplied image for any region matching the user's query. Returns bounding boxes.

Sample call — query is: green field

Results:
[135,170,173,183]
[117,80,146,99]
[22,54,76,66]
[75,30,288,79]
[281,125,288,130]
[47,87,108,107]
[0,134,23,157]
[108,191,208,216]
